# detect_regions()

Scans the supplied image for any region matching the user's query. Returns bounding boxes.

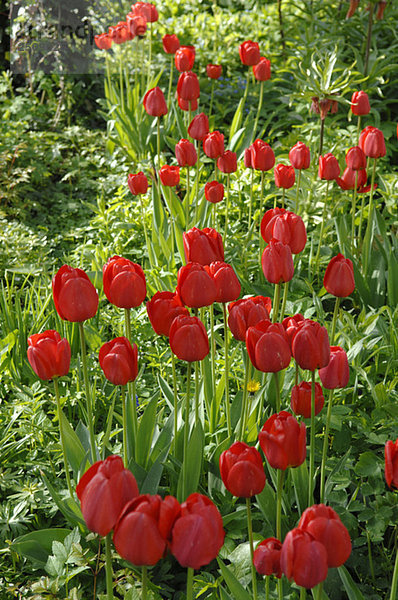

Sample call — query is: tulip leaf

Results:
[229,97,245,145]
[177,421,204,500]
[140,446,169,495]
[338,566,365,600]
[387,248,398,307]
[290,461,309,516]
[173,218,186,265]
[217,558,252,600]
[11,528,72,568]
[255,484,276,531]
[40,471,84,528]
[59,412,87,476]
[135,393,159,469]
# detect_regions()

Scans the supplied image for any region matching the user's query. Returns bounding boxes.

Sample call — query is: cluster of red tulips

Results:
[94,2,158,49]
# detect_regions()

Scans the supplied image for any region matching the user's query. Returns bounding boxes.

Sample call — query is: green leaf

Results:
[229,97,245,145]
[40,471,84,528]
[354,451,380,478]
[177,421,204,500]
[255,483,276,530]
[218,558,252,600]
[11,528,71,567]
[59,412,87,476]
[388,249,398,307]
[136,393,159,469]
[338,566,365,600]
[291,461,309,516]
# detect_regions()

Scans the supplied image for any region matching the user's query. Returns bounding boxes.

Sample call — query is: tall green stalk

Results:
[142,565,148,600]
[272,283,281,324]
[363,158,377,276]
[308,370,316,507]
[313,180,330,276]
[364,3,374,77]
[78,322,97,464]
[186,168,190,230]
[224,174,231,241]
[351,171,359,253]
[105,533,114,600]
[172,352,178,453]
[183,362,192,499]
[167,55,174,108]
[194,144,201,224]
[194,360,200,425]
[279,282,289,322]
[53,378,74,498]
[223,303,232,437]
[186,567,194,600]
[295,169,302,214]
[252,80,264,143]
[209,80,215,118]
[239,357,251,441]
[209,304,216,432]
[318,116,325,158]
[390,530,398,600]
[246,498,258,600]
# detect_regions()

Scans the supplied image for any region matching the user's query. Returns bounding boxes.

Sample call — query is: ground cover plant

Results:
[1,0,398,598]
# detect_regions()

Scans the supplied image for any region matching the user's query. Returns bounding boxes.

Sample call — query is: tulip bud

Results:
[143,87,168,117]
[318,153,340,180]
[217,150,237,174]
[206,261,241,303]
[345,146,366,170]
[52,265,98,322]
[99,337,138,386]
[351,91,370,116]
[94,33,112,50]
[253,538,282,578]
[246,320,291,373]
[146,291,189,337]
[175,46,195,72]
[128,172,149,195]
[204,180,224,204]
[162,34,180,54]
[280,528,328,588]
[239,40,261,66]
[318,346,349,389]
[177,96,198,112]
[336,167,367,191]
[169,315,209,362]
[249,139,275,171]
[289,141,310,170]
[385,439,398,489]
[103,256,146,309]
[359,126,386,158]
[203,131,225,159]
[274,164,295,189]
[175,139,197,167]
[261,239,294,284]
[228,296,271,341]
[253,57,271,81]
[206,64,222,79]
[261,208,307,255]
[291,381,324,418]
[176,262,217,308]
[159,165,180,187]
[183,227,224,265]
[188,113,209,141]
[323,253,355,297]
[259,411,307,470]
[27,330,71,381]
[292,319,330,371]
[177,71,200,101]
[220,441,266,497]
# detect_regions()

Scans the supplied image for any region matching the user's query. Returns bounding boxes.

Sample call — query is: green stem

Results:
[105,533,114,600]
[119,52,125,114]
[356,115,361,146]
[142,565,148,600]
[78,322,97,464]
[53,378,74,498]
[316,582,324,600]
[186,567,194,600]
[279,281,289,322]
[276,469,285,540]
[195,361,200,426]
[172,352,178,453]
[139,194,153,270]
[330,295,341,345]
[121,385,128,466]
[157,117,161,173]
[239,355,251,440]
[364,3,374,77]
[277,0,286,56]
[272,283,281,323]
[186,167,190,230]
[210,304,216,433]
[259,171,265,262]
[252,80,264,143]
[209,79,215,119]
[281,188,285,210]
[319,116,325,158]
[265,576,270,600]
[223,303,232,437]
[195,144,201,224]
[389,529,398,600]
[363,158,377,276]
[300,587,306,600]
[351,171,359,254]
[295,169,302,214]
[183,362,192,500]
[320,389,334,504]
[146,23,152,85]
[248,168,255,235]
[295,362,299,386]
[274,371,281,412]
[313,180,330,276]
[224,174,231,241]
[167,55,174,108]
[246,498,258,600]
[308,370,316,507]
[242,69,251,108]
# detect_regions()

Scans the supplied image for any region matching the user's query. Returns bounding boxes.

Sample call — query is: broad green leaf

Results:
[177,421,204,501]
[218,558,252,600]
[338,566,365,600]
[59,412,87,476]
[136,393,159,469]
[11,528,71,567]
[291,461,309,516]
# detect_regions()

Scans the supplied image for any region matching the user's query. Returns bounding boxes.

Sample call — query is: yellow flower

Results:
[247,380,260,393]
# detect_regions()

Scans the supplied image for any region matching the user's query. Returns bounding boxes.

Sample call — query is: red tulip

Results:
[143,87,168,117]
[103,256,146,309]
[323,253,355,297]
[253,57,271,81]
[132,2,158,22]
[239,40,260,66]
[159,165,180,186]
[204,180,224,204]
[127,14,147,37]
[298,504,352,568]
[345,146,366,170]
[260,208,307,254]
[289,141,310,170]
[177,71,200,101]
[217,150,237,174]
[282,313,305,349]
[175,139,197,167]
[207,64,222,79]
[203,131,225,159]
[188,113,209,141]
[318,346,349,389]
[177,96,198,112]
[162,34,180,54]
[169,315,209,362]
[261,239,294,284]
[176,262,217,308]
[220,441,266,498]
[183,227,224,266]
[171,493,225,569]
[246,321,291,373]
[274,164,295,189]
[128,172,149,195]
[52,265,98,322]
[291,381,324,418]
[280,528,328,588]
[175,46,195,72]
[249,139,275,171]
[318,153,340,180]
[292,319,330,371]
[113,494,180,566]
[259,411,306,470]
[94,33,112,50]
[99,337,138,386]
[206,261,241,303]
[351,91,370,116]
[336,167,368,192]
[109,23,129,44]
[244,147,252,168]
[385,439,398,489]
[146,291,189,337]
[359,126,386,158]
[253,538,282,578]
[76,455,139,536]
[27,330,71,381]
[228,296,271,342]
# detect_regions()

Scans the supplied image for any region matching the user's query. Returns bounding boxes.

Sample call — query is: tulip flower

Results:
[261,208,307,255]
[52,265,98,323]
[323,253,355,298]
[175,139,197,167]
[146,291,189,337]
[220,441,266,498]
[103,256,146,309]
[188,113,209,141]
[132,2,158,22]
[291,381,324,418]
[162,34,180,54]
[385,439,398,489]
[253,56,271,81]
[274,164,295,190]
[143,86,168,117]
[292,319,330,372]
[298,504,352,567]
[346,146,367,170]
[289,141,310,170]
[351,91,370,116]
[109,23,129,44]
[282,313,305,351]
[318,346,349,389]
[183,227,224,266]
[159,165,180,187]
[249,139,275,172]
[128,171,149,195]
[359,126,386,158]
[246,321,291,374]
[99,337,138,386]
[206,261,241,303]
[203,131,225,159]
[27,330,70,381]
[337,167,369,191]
[127,14,147,37]
[318,153,340,180]
[176,262,217,308]
[175,46,195,72]
[239,40,261,66]
[261,239,294,285]
[169,315,209,362]
[253,538,282,578]
[217,150,237,174]
[205,180,224,204]
[228,296,271,342]
[94,33,112,50]
[113,494,180,566]
[206,64,222,79]
[280,528,328,589]
[177,71,200,101]
[177,96,198,112]
[259,411,306,470]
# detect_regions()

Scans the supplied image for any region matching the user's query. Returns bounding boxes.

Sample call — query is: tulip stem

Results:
[186,567,194,600]
[300,587,306,600]
[364,3,374,77]
[318,116,325,158]
[223,303,232,438]
[121,385,128,466]
[390,529,398,600]
[272,283,281,324]
[124,308,137,462]
[252,80,264,144]
[119,52,125,115]
[209,304,216,433]
[281,188,285,210]
[78,322,97,464]
[356,115,361,146]
[320,389,334,504]
[239,355,251,441]
[279,281,289,322]
[316,582,324,600]
[295,169,302,214]
[242,69,251,109]
[313,180,330,277]
[172,352,178,453]
[53,378,74,499]
[259,171,265,263]
[157,117,161,172]
[308,370,316,507]
[194,360,200,426]
[138,194,153,270]
[265,576,270,600]
[209,79,215,119]
[183,362,192,500]
[248,168,255,240]
[224,174,231,241]
[273,372,281,412]
[105,533,114,600]
[214,162,218,182]
[276,469,285,540]
[277,0,286,56]
[167,55,174,109]
[195,144,201,224]
[146,23,152,86]
[246,498,258,600]
[351,171,359,253]
[142,565,148,600]
[363,157,377,276]
[330,296,341,345]
[295,362,299,386]
[186,167,190,230]
[131,378,138,458]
